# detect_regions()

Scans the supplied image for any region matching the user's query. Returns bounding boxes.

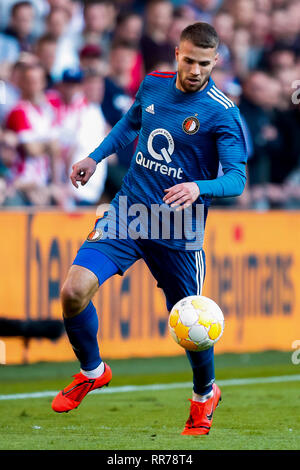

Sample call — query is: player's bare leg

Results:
[52,265,112,413]
[61,265,99,319]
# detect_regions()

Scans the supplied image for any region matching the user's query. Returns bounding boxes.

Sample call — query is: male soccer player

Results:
[52,22,247,436]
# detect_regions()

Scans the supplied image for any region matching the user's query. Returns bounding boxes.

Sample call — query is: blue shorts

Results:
[73,234,206,312]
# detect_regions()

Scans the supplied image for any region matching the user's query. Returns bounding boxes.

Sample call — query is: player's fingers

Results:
[163,186,184,203]
[163,188,175,199]
[164,190,186,205]
[175,201,192,211]
[70,170,79,188]
[80,170,93,186]
[170,194,190,208]
[70,167,88,188]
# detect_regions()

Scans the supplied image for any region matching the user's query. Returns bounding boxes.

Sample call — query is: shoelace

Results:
[63,373,94,395]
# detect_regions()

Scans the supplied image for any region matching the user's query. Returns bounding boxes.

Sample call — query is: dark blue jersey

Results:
[89,71,247,250]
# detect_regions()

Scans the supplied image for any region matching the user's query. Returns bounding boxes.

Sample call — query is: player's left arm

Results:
[163,107,247,210]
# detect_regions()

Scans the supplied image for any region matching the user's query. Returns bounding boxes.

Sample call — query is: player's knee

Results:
[60,282,87,317]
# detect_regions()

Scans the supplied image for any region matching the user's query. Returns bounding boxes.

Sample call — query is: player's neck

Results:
[175,76,210,93]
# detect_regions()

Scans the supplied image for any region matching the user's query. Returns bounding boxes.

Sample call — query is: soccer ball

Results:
[168,295,224,351]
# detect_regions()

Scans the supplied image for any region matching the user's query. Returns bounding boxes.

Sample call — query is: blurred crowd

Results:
[0,0,299,210]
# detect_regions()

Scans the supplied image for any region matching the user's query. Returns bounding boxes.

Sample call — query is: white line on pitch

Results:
[0,374,300,401]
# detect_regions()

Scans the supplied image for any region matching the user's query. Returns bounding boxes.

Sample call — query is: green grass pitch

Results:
[0,351,299,450]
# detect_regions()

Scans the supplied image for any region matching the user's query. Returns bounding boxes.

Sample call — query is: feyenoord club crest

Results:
[182,116,200,135]
[87,228,103,241]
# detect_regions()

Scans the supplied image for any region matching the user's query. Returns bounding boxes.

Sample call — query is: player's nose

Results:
[190,63,200,76]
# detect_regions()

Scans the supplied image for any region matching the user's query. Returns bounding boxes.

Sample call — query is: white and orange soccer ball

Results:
[168,295,224,351]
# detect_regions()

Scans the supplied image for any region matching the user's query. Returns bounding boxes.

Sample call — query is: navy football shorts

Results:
[73,227,206,312]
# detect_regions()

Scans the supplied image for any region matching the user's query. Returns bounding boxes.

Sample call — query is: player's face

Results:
[175,40,218,93]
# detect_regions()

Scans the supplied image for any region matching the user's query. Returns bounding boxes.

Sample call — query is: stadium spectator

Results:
[167,11,192,51]
[46,67,108,206]
[101,53,133,128]
[0,60,26,124]
[42,0,84,38]
[47,68,86,185]
[45,6,79,81]
[275,66,299,111]
[239,72,282,188]
[34,33,58,89]
[113,11,143,46]
[113,12,144,87]
[0,129,25,206]
[212,11,235,70]
[238,71,297,208]
[101,41,137,197]
[79,44,108,76]
[231,27,252,79]
[261,45,297,74]
[108,40,141,97]
[140,0,174,73]
[3,1,36,52]
[242,11,272,70]
[5,62,62,206]
[68,69,108,206]
[269,7,300,51]
[226,0,256,29]
[246,96,300,209]
[183,0,221,24]
[0,32,20,66]
[80,0,116,57]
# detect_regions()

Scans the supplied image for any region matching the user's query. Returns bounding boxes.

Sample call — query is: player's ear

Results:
[175,46,179,62]
[214,51,219,66]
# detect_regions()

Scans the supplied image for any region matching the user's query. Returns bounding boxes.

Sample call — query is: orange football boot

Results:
[181,383,222,435]
[52,363,112,413]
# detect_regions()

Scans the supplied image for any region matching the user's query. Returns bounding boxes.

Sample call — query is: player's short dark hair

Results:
[180,22,219,49]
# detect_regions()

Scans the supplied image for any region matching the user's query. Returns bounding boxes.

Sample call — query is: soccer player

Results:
[52,22,247,436]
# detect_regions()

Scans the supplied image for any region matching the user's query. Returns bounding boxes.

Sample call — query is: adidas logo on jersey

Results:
[145,104,155,114]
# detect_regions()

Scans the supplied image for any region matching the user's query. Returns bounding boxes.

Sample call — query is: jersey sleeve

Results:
[195,106,247,198]
[88,79,144,164]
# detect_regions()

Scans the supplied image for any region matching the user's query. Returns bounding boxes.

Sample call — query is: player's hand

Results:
[70,157,97,188]
[163,182,200,211]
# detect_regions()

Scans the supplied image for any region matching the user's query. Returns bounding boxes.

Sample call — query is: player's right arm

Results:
[70,80,144,188]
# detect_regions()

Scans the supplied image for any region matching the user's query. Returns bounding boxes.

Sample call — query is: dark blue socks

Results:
[64,301,101,371]
[186,347,215,395]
